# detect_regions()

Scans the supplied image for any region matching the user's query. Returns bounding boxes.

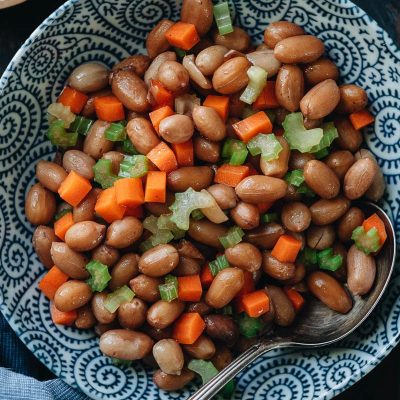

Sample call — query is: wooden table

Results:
[0,0,399,399]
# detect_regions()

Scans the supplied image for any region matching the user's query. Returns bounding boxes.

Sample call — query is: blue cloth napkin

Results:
[0,313,87,400]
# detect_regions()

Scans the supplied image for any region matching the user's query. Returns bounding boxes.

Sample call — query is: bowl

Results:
[0,0,399,399]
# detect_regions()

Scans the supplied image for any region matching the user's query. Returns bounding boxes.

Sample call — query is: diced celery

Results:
[219,226,245,249]
[159,275,178,302]
[237,313,264,338]
[209,255,230,276]
[240,66,268,105]
[317,248,343,271]
[213,2,234,35]
[247,133,282,161]
[261,213,278,223]
[119,155,148,178]
[69,115,94,136]
[47,120,78,148]
[308,122,338,153]
[143,215,159,235]
[284,169,304,187]
[104,285,135,313]
[191,209,205,220]
[47,103,75,129]
[283,113,324,153]
[93,158,120,189]
[296,183,316,197]
[351,226,381,254]
[157,214,185,239]
[121,138,139,155]
[105,122,127,141]
[86,260,111,292]
[299,247,318,266]
[222,139,248,165]
[169,188,214,230]
[314,147,329,160]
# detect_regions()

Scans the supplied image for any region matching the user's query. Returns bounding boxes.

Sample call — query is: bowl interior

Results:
[0,1,399,399]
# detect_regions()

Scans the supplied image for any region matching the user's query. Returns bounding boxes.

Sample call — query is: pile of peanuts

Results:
[25,0,386,392]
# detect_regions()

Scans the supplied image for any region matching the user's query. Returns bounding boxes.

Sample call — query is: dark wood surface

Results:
[0,1,399,399]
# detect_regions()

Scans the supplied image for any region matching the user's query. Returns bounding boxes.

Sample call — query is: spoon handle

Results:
[187,340,285,400]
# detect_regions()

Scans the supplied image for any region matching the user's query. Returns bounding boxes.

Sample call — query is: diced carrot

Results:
[58,170,92,207]
[50,303,77,326]
[214,164,250,187]
[39,266,69,300]
[58,86,88,114]
[178,275,202,302]
[165,22,200,50]
[147,142,178,172]
[173,312,206,344]
[149,105,175,133]
[257,202,274,214]
[54,212,74,241]
[362,213,387,246]
[203,95,229,121]
[124,205,144,218]
[271,234,302,263]
[114,177,144,208]
[241,290,270,318]
[94,95,125,122]
[253,81,279,110]
[95,187,126,223]
[349,109,375,130]
[144,171,167,203]
[233,111,273,143]
[172,140,194,167]
[284,287,305,312]
[149,80,174,108]
[200,264,214,288]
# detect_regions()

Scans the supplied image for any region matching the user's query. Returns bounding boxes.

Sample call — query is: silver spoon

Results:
[188,201,396,400]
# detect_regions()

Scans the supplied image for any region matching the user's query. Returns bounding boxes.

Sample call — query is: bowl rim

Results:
[0,0,399,399]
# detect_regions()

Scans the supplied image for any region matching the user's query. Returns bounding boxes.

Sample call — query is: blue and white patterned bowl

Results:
[0,0,399,399]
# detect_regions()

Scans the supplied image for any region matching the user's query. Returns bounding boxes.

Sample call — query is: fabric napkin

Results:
[0,313,87,400]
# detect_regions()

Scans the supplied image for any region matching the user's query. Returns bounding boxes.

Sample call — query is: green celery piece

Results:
[105,122,127,141]
[69,115,94,136]
[314,147,329,159]
[187,359,235,398]
[104,285,135,313]
[119,155,148,178]
[121,138,139,155]
[54,208,72,221]
[213,2,234,35]
[191,209,205,220]
[143,215,159,234]
[174,47,186,58]
[169,188,214,230]
[140,238,154,252]
[284,169,304,187]
[261,213,278,223]
[151,230,174,246]
[47,103,75,129]
[351,226,381,254]
[93,158,120,189]
[283,112,324,153]
[237,313,264,338]
[299,247,318,266]
[247,134,282,161]
[157,214,186,239]
[297,182,316,197]
[229,149,248,165]
[86,260,112,292]
[222,139,248,166]
[219,226,245,249]
[47,120,78,148]
[240,66,268,105]
[308,122,338,153]
[317,248,343,272]
[159,280,178,302]
[111,358,132,367]
[209,255,230,276]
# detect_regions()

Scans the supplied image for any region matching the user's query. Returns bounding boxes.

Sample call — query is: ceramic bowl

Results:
[0,0,399,399]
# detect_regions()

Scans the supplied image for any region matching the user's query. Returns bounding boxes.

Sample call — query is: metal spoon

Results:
[188,201,396,400]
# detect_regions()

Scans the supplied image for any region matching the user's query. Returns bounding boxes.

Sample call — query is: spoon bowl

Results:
[189,201,396,400]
